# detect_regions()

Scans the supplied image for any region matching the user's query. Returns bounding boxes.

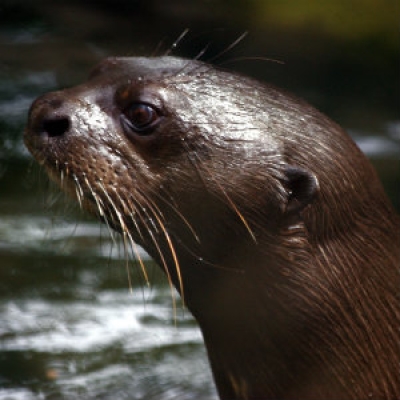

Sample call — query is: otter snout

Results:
[26,91,72,142]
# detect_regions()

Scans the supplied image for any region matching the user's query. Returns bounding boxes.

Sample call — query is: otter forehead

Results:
[89,56,203,82]
[84,55,274,146]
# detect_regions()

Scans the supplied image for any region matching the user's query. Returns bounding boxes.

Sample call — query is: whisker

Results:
[136,189,189,295]
[190,152,257,244]
[64,162,70,178]
[151,37,167,57]
[151,190,200,243]
[117,190,147,243]
[72,174,84,209]
[82,174,106,218]
[218,56,285,67]
[60,168,65,190]
[122,188,180,320]
[141,213,179,321]
[193,43,211,61]
[95,181,135,292]
[213,172,257,243]
[99,182,152,289]
[137,190,184,313]
[122,231,135,294]
[87,180,121,252]
[124,228,150,287]
[207,31,248,63]
[128,209,146,242]
[164,28,190,56]
[150,207,184,305]
[81,175,128,270]
[172,232,246,274]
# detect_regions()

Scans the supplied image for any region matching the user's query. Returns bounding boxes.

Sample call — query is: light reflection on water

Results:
[0,216,216,400]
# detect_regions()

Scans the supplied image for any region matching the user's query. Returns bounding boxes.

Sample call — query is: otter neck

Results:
[147,226,325,399]
[146,219,399,400]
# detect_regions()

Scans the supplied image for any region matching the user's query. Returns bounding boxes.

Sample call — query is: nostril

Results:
[42,117,70,138]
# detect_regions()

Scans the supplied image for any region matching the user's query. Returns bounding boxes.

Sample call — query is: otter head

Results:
[24,56,319,297]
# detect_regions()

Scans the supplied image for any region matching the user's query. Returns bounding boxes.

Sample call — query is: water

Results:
[0,2,398,399]
[0,211,216,399]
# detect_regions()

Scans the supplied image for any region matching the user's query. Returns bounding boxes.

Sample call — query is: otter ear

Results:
[284,166,319,215]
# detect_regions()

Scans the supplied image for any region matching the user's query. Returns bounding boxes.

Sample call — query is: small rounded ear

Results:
[284,166,319,215]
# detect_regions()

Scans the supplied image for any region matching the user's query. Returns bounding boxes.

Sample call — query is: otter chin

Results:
[24,56,400,400]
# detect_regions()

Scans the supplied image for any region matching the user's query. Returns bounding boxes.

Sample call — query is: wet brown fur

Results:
[25,56,400,400]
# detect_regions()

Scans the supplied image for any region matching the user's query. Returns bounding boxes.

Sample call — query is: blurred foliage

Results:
[244,0,398,44]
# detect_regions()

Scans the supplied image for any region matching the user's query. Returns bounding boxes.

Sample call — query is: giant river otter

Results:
[24,56,400,400]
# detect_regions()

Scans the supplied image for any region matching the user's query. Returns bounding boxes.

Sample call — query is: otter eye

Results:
[120,103,161,135]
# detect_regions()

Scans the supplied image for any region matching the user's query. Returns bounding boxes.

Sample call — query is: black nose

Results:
[27,91,72,139]
[42,116,70,138]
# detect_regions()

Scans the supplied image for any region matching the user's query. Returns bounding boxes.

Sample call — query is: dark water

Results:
[0,2,399,399]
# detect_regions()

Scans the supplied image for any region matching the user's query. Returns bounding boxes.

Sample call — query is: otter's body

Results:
[25,56,400,400]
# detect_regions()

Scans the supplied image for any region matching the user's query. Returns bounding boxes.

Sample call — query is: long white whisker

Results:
[164,28,190,56]
[72,174,84,209]
[151,190,200,243]
[145,199,184,307]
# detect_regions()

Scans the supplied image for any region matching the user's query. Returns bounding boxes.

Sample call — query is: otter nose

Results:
[27,91,72,139]
[41,115,70,138]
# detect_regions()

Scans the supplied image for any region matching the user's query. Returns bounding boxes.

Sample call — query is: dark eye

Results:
[120,103,161,136]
